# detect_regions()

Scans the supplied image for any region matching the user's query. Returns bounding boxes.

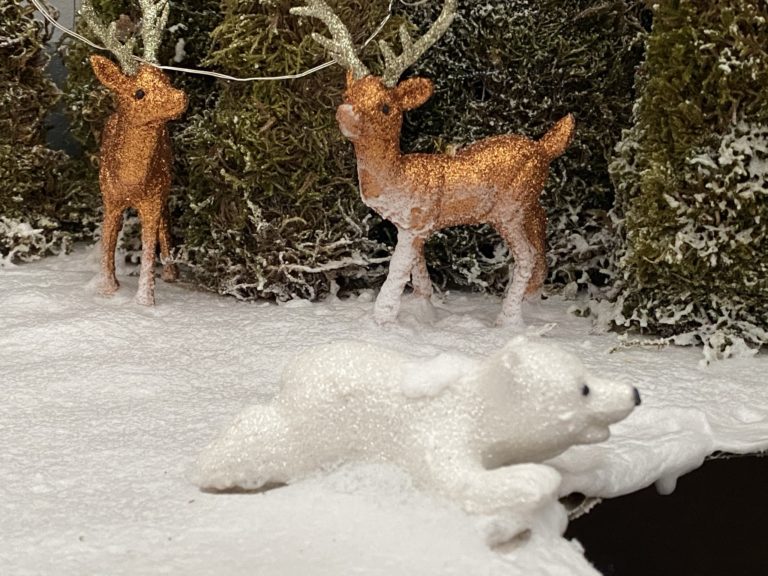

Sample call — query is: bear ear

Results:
[499,336,532,371]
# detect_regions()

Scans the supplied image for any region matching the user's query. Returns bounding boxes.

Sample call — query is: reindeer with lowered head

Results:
[81,0,187,305]
[292,0,574,326]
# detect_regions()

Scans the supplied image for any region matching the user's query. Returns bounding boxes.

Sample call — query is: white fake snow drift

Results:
[2,247,767,576]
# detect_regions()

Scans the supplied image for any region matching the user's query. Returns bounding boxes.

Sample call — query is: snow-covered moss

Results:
[0,0,90,263]
[0,215,68,266]
[610,0,768,356]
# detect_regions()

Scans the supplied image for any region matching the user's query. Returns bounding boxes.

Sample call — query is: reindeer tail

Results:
[539,114,575,161]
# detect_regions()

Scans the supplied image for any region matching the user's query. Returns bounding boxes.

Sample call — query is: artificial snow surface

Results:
[2,247,767,575]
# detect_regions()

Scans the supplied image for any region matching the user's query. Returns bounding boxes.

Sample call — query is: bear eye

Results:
[381,103,390,115]
[581,384,590,397]
[134,89,146,100]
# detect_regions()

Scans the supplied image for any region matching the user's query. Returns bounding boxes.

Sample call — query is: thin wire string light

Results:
[29,0,395,82]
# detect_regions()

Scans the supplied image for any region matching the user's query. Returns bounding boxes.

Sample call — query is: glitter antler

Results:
[290,0,370,80]
[294,0,575,326]
[80,0,139,74]
[82,1,188,306]
[139,0,170,64]
[79,0,169,73]
[378,0,456,87]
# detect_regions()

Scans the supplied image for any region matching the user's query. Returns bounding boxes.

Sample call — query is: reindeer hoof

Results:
[162,263,179,283]
[404,294,436,323]
[495,312,525,329]
[134,292,156,307]
[98,276,120,296]
[373,305,398,326]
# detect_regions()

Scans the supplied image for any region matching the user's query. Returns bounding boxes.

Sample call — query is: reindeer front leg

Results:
[99,203,123,295]
[135,201,161,306]
[524,204,547,299]
[406,237,437,322]
[375,228,423,324]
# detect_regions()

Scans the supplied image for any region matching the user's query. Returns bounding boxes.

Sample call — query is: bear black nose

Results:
[633,387,642,406]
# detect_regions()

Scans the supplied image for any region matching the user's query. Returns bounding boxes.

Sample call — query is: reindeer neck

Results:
[352,134,405,199]
[108,113,169,185]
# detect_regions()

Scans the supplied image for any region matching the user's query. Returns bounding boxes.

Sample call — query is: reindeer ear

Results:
[90,55,129,93]
[392,77,434,111]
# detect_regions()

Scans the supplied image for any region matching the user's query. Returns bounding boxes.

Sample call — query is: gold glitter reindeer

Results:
[81,0,187,305]
[292,0,575,326]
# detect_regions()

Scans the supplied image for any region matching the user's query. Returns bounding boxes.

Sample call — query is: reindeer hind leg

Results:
[495,219,535,327]
[158,204,179,283]
[523,204,547,299]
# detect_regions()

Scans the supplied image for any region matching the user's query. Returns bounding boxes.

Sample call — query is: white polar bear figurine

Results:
[193,336,641,517]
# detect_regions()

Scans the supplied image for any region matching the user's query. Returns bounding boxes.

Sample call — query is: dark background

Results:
[566,454,768,576]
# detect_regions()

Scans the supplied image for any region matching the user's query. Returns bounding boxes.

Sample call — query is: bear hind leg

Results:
[193,406,295,492]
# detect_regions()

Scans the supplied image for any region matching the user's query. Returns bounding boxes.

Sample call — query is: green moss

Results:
[610,0,768,354]
[0,0,94,262]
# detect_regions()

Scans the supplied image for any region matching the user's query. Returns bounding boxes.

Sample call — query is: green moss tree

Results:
[610,0,768,356]
[0,0,88,262]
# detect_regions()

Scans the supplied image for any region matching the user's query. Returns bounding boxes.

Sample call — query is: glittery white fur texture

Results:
[193,336,639,542]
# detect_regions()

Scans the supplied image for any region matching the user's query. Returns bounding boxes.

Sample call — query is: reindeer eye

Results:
[581,384,590,397]
[381,104,390,115]
[134,89,146,100]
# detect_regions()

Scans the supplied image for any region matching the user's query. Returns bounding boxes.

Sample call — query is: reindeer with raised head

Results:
[80,0,188,305]
[292,0,574,326]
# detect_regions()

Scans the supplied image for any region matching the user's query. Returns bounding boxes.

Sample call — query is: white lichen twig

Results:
[609,335,672,354]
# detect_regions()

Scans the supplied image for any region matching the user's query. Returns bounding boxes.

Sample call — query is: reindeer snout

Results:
[336,104,360,140]
[171,90,189,119]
